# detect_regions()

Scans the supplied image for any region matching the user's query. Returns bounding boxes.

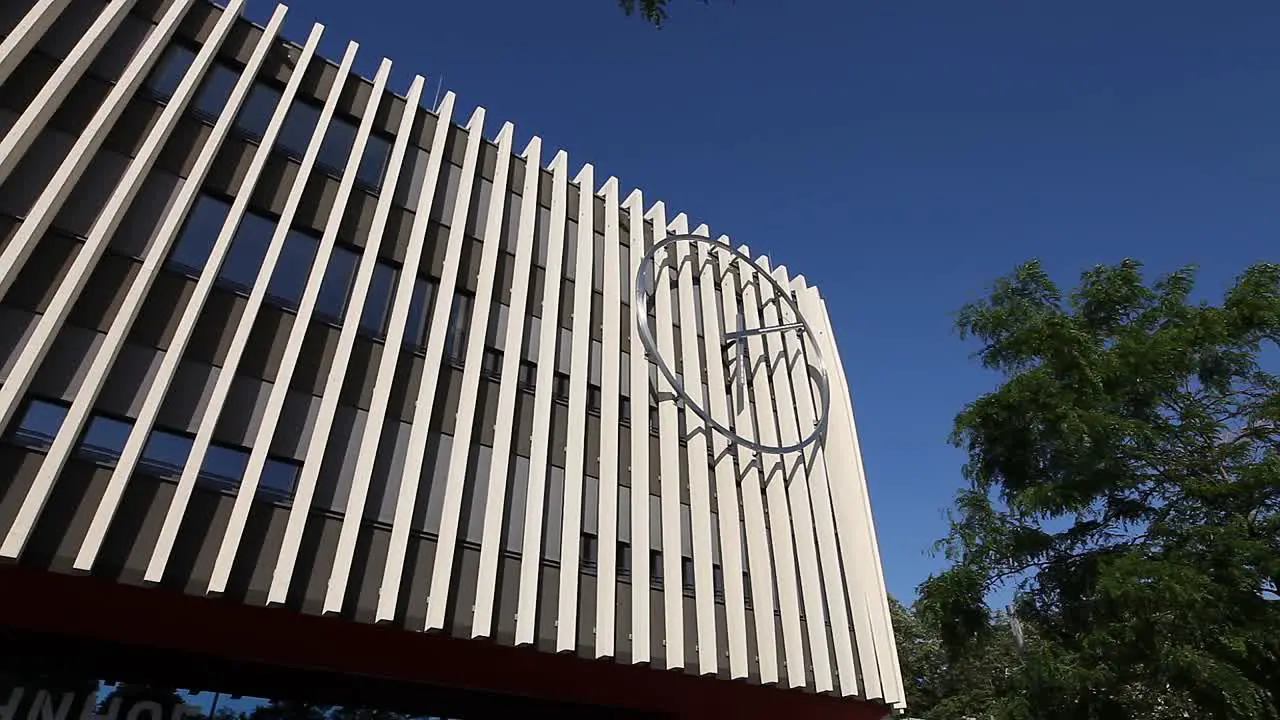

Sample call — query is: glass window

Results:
[552,373,570,403]
[394,146,430,208]
[236,82,282,140]
[481,347,502,377]
[146,45,195,100]
[467,178,494,238]
[198,443,249,492]
[193,64,239,119]
[404,276,435,349]
[78,414,132,466]
[682,557,694,590]
[617,542,631,577]
[650,550,663,587]
[445,292,473,362]
[266,230,319,309]
[317,117,357,175]
[218,211,275,292]
[581,533,598,569]
[587,385,602,414]
[139,429,193,479]
[169,195,231,273]
[316,246,358,321]
[358,135,392,189]
[713,564,725,600]
[359,261,397,336]
[518,360,536,390]
[432,163,462,223]
[277,101,321,159]
[8,398,68,451]
[620,395,631,422]
[260,458,299,501]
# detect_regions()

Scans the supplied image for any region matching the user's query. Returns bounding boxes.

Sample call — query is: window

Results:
[743,571,752,608]
[620,396,631,423]
[198,443,249,493]
[259,458,300,502]
[360,261,397,336]
[713,564,725,602]
[481,347,503,377]
[8,398,68,451]
[445,292,473,363]
[587,385,602,414]
[193,64,240,120]
[266,230,319,309]
[139,429,193,479]
[359,135,392,189]
[78,414,132,466]
[277,101,321,160]
[518,360,537,391]
[650,550,663,588]
[617,542,631,578]
[404,276,435,349]
[552,373,570,404]
[219,211,276,292]
[317,246,358,321]
[682,557,695,591]
[580,532,598,570]
[146,45,195,100]
[235,82,281,140]
[317,116,357,176]
[169,195,231,273]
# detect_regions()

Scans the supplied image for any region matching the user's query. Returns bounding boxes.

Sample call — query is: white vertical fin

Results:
[623,189,652,665]
[593,176,623,659]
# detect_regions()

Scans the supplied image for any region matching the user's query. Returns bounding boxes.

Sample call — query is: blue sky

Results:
[243,0,1279,602]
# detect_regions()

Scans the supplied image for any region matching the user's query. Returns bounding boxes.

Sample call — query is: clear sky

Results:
[243,0,1279,602]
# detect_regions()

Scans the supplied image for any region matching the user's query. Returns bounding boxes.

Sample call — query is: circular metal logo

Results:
[634,234,830,455]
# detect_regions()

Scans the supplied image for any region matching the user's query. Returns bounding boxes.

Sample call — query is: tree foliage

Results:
[616,0,710,27]
[919,259,1280,719]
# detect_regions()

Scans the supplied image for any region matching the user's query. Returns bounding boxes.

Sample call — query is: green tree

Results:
[892,595,1024,719]
[99,684,189,720]
[922,259,1280,720]
[616,0,709,27]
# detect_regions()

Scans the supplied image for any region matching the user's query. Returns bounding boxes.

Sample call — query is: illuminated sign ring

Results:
[634,233,830,455]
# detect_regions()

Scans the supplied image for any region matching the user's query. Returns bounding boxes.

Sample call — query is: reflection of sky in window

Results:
[445,293,472,360]
[194,64,239,119]
[12,399,68,447]
[360,262,396,335]
[141,430,193,477]
[146,46,195,100]
[235,83,280,140]
[219,212,275,291]
[200,444,248,488]
[317,247,357,320]
[267,230,319,308]
[404,276,435,348]
[359,135,391,189]
[278,102,320,159]
[260,459,298,500]
[170,196,230,272]
[80,415,132,463]
[318,118,356,176]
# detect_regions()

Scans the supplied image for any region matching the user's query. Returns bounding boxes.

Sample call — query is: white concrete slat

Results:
[738,248,805,688]
[144,40,365,585]
[664,213,717,676]
[312,88,458,609]
[553,163,596,652]
[779,274,861,696]
[642,200,684,669]
[0,0,74,87]
[423,106,491,631]
[815,295,905,706]
[73,21,329,574]
[1,0,282,562]
[206,59,402,596]
[514,149,572,647]
[0,0,143,189]
[796,283,886,700]
[592,176,623,659]
[689,225,749,680]
[0,0,196,432]
[368,96,478,622]
[758,260,833,693]
[622,189,652,665]
[470,131,538,638]
[718,241,779,685]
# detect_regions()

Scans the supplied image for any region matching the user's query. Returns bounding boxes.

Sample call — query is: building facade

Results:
[0,0,904,717]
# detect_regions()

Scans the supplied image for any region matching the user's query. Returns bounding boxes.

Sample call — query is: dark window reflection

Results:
[78,414,132,466]
[360,262,397,336]
[8,398,69,451]
[170,195,231,273]
[267,230,320,309]
[237,83,282,140]
[194,64,240,119]
[219,212,276,292]
[317,247,358,322]
[146,45,196,100]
